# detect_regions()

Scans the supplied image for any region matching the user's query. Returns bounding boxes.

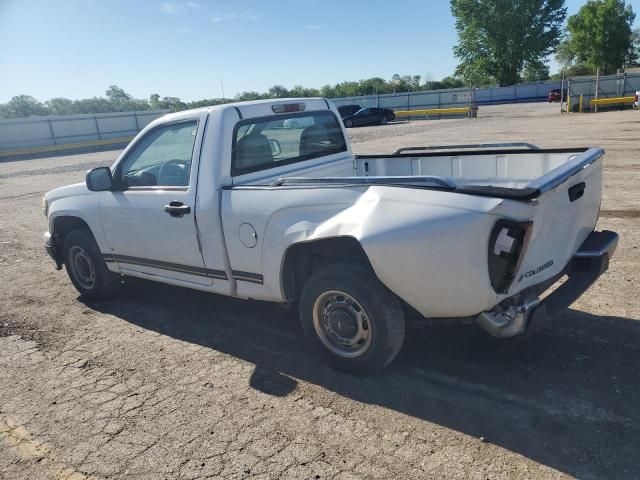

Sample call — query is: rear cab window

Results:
[231,111,347,176]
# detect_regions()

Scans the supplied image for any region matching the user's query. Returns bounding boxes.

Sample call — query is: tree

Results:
[429,75,468,90]
[235,91,265,101]
[1,95,49,118]
[45,97,75,115]
[319,85,336,98]
[73,97,115,114]
[628,27,640,65]
[522,61,551,82]
[149,94,162,109]
[359,77,387,95]
[156,96,187,112]
[332,81,361,97]
[451,0,567,86]
[267,85,289,98]
[288,85,321,97]
[557,0,635,74]
[0,72,486,119]
[105,85,132,102]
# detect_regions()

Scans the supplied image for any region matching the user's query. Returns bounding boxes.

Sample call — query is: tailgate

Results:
[510,149,603,293]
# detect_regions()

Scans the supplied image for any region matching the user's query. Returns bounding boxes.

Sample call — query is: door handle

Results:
[568,182,586,202]
[164,201,191,217]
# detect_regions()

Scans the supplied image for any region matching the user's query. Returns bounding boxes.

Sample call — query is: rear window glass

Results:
[232,111,347,175]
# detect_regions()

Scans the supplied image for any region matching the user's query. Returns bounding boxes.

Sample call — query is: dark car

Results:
[342,107,396,128]
[548,88,567,102]
[337,104,361,118]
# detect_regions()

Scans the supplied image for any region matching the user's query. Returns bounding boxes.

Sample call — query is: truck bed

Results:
[274,144,603,201]
[255,143,604,316]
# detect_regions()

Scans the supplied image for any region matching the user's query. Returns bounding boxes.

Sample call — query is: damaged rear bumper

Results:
[477,230,618,338]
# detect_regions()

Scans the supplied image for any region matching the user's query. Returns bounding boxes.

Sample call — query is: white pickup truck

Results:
[43,98,618,374]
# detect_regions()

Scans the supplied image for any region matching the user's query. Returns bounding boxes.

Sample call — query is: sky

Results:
[1,0,640,103]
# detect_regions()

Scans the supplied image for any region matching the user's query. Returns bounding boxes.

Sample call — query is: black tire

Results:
[379,116,388,125]
[299,263,405,374]
[344,119,353,128]
[63,229,121,300]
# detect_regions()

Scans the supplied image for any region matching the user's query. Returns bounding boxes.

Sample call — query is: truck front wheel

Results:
[299,264,405,374]
[63,229,121,300]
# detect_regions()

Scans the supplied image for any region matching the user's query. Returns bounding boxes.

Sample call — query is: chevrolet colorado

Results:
[43,98,618,373]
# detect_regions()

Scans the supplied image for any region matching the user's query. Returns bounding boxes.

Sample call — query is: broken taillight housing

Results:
[488,220,532,294]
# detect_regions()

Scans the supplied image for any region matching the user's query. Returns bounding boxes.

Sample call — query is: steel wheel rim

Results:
[69,246,96,290]
[312,290,372,358]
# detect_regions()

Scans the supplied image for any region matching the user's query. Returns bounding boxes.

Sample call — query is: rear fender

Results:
[262,189,506,317]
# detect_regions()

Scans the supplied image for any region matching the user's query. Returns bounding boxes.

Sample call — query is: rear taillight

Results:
[488,220,532,294]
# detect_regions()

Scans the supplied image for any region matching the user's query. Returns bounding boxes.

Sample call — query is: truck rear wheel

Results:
[63,229,121,300]
[299,263,405,374]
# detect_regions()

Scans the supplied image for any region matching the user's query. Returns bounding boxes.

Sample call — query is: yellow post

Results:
[580,94,583,113]
[568,95,571,113]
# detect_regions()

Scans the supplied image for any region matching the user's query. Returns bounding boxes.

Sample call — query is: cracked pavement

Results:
[1,104,640,479]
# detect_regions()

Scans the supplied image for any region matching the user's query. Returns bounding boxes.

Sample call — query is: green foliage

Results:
[629,27,640,65]
[522,61,551,82]
[235,91,267,101]
[0,73,473,119]
[1,95,49,118]
[451,0,567,86]
[105,85,132,102]
[550,63,596,79]
[45,97,76,115]
[429,75,469,89]
[557,0,635,74]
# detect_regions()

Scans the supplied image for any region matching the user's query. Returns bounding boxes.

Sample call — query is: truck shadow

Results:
[86,278,640,479]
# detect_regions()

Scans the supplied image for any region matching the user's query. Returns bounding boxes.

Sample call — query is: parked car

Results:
[548,88,567,102]
[342,107,395,128]
[337,104,361,118]
[43,98,618,374]
[282,116,314,129]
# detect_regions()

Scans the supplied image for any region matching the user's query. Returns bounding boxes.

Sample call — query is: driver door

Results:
[354,108,372,126]
[99,117,216,286]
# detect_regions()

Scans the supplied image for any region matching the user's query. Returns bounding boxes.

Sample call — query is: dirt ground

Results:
[1,103,639,480]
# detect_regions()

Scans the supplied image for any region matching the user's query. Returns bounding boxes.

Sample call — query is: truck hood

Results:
[45,182,91,202]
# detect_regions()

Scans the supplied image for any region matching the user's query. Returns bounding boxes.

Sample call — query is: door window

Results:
[119,121,198,187]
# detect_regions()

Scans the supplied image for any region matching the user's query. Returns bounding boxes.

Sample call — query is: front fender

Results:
[46,185,108,253]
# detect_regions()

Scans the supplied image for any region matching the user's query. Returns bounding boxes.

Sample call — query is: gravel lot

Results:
[1,103,639,479]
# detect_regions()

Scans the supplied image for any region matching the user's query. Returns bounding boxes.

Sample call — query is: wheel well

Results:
[281,237,373,302]
[52,216,92,260]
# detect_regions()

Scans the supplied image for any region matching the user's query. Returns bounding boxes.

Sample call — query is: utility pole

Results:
[221,80,225,100]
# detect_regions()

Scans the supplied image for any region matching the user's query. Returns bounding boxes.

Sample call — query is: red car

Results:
[548,88,566,103]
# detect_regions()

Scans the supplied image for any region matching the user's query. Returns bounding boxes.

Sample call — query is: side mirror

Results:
[269,139,282,156]
[86,167,113,191]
